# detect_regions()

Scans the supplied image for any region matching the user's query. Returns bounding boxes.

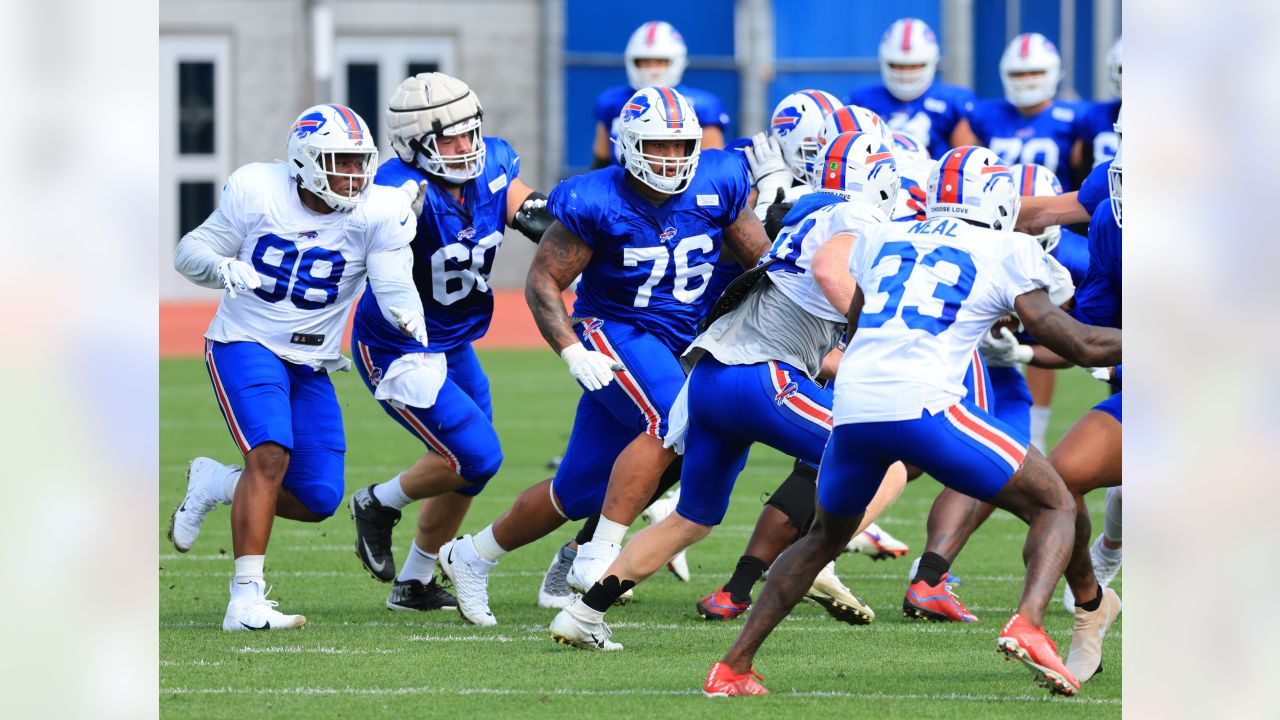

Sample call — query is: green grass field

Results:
[160,350,1120,718]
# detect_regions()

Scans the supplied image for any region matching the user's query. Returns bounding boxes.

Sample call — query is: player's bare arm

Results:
[722,205,770,268]
[949,117,979,148]
[526,220,594,352]
[845,285,866,338]
[1016,192,1088,235]
[1014,288,1121,368]
[811,231,858,316]
[701,125,726,150]
[591,123,612,168]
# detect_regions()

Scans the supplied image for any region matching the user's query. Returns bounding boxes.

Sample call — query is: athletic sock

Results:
[220,467,242,505]
[1076,584,1104,612]
[592,516,629,546]
[231,555,265,600]
[372,473,413,510]
[582,575,635,613]
[1029,406,1051,451]
[397,541,438,584]
[472,525,508,564]
[723,556,768,603]
[1103,486,1122,545]
[913,552,951,586]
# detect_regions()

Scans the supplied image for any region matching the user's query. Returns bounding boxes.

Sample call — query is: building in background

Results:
[160,0,1118,299]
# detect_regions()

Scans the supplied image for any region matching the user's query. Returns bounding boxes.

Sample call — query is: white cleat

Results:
[222,582,306,632]
[641,496,691,582]
[168,457,236,553]
[667,549,691,582]
[438,535,498,626]
[538,542,577,609]
[549,597,622,651]
[567,540,621,594]
[1065,587,1122,683]
[805,561,875,625]
[1063,535,1123,612]
[846,522,909,560]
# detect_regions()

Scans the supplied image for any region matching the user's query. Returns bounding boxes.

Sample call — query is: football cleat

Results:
[1065,587,1121,684]
[567,540,621,594]
[846,522,909,560]
[903,578,978,622]
[386,576,458,612]
[641,494,691,581]
[222,582,306,632]
[908,556,962,587]
[1063,535,1122,611]
[703,661,769,697]
[168,457,236,553]
[998,614,1080,696]
[538,541,577,609]
[804,561,875,625]
[438,535,497,627]
[349,485,402,582]
[549,598,622,651]
[667,550,691,582]
[697,587,751,621]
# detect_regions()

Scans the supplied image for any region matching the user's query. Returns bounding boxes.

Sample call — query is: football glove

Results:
[513,191,553,243]
[745,132,789,206]
[389,306,429,347]
[560,342,623,391]
[762,188,794,241]
[979,326,1033,367]
[217,259,261,299]
[410,180,429,218]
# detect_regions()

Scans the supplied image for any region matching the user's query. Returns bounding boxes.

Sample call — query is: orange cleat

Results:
[703,661,769,697]
[997,614,1081,697]
[903,578,978,622]
[696,587,750,621]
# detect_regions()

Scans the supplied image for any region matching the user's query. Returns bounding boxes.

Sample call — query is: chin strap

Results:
[513,191,553,243]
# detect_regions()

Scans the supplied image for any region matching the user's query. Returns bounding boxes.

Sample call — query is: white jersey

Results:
[891,158,937,222]
[189,162,415,370]
[767,194,890,322]
[834,217,1052,423]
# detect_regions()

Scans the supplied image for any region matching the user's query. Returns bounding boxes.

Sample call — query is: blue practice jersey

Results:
[595,84,730,166]
[847,83,975,159]
[549,149,752,354]
[969,99,1085,189]
[353,137,520,353]
[1073,100,1121,167]
[1078,159,1112,217]
[1051,228,1090,287]
[1072,201,1121,329]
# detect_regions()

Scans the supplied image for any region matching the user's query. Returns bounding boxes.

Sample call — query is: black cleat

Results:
[386,576,458,611]
[350,485,401,582]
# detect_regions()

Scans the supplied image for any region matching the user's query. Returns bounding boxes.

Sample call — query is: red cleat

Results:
[903,578,978,622]
[997,614,1081,697]
[696,587,750,621]
[703,661,769,697]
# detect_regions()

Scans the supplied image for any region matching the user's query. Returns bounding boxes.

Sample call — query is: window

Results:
[179,182,216,237]
[334,37,455,159]
[345,63,381,147]
[178,61,216,154]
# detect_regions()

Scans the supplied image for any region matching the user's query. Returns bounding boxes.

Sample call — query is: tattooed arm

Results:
[1014,288,1121,368]
[722,204,771,269]
[525,220,594,353]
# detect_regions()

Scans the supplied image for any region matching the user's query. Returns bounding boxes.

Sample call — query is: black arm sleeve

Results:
[512,191,553,243]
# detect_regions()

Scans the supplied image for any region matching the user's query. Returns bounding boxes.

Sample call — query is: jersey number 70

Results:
[859,241,975,335]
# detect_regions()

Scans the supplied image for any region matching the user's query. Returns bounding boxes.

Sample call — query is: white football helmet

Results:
[999,33,1062,108]
[1107,37,1122,98]
[286,104,377,213]
[810,131,900,217]
[891,131,930,163]
[1109,110,1123,228]
[926,146,1019,231]
[769,89,841,183]
[625,21,688,90]
[816,104,892,152]
[386,72,486,184]
[616,87,702,194]
[879,18,940,102]
[1009,163,1064,251]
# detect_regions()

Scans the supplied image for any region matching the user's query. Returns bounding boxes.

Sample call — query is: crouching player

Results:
[168,104,426,630]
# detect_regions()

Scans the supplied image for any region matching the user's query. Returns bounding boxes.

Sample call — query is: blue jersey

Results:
[1051,228,1090,287]
[1078,160,1112,217]
[1072,201,1121,329]
[549,149,752,354]
[595,84,730,166]
[847,83,975,159]
[1073,100,1121,167]
[353,138,520,353]
[969,99,1085,189]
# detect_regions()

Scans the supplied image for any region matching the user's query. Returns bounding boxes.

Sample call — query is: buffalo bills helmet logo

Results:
[297,230,319,239]
[622,95,651,122]
[457,226,478,241]
[771,106,803,136]
[659,226,677,241]
[291,112,326,139]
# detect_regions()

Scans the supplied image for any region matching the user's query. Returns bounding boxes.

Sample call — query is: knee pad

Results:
[765,460,818,532]
[282,446,344,518]
[454,448,503,496]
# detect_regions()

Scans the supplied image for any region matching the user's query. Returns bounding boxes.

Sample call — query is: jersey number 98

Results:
[251,234,346,310]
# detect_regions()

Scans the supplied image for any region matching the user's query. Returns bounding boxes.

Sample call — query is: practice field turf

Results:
[159,350,1121,718]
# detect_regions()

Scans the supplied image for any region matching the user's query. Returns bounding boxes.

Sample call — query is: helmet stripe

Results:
[937,146,975,205]
[327,103,364,140]
[903,19,913,52]
[645,21,658,46]
[1021,166,1035,196]
[657,86,682,128]
[821,133,856,191]
[1020,33,1032,59]
[833,107,862,134]
[802,90,835,115]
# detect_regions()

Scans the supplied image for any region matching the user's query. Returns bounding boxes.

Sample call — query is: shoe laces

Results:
[543,557,571,595]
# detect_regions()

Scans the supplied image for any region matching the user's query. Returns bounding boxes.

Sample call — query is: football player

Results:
[705,146,1120,697]
[591,21,730,169]
[436,87,768,626]
[168,104,426,630]
[345,72,553,613]
[847,18,979,158]
[1071,37,1121,170]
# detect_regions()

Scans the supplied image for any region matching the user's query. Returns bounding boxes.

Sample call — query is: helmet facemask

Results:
[1109,120,1123,228]
[621,135,701,194]
[409,115,486,184]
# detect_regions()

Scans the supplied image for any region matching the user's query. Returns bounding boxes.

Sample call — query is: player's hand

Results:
[389,306,429,347]
[746,132,790,201]
[410,180,429,218]
[560,342,623,391]
[907,184,928,220]
[979,326,1033,367]
[217,259,261,299]
[762,188,794,241]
